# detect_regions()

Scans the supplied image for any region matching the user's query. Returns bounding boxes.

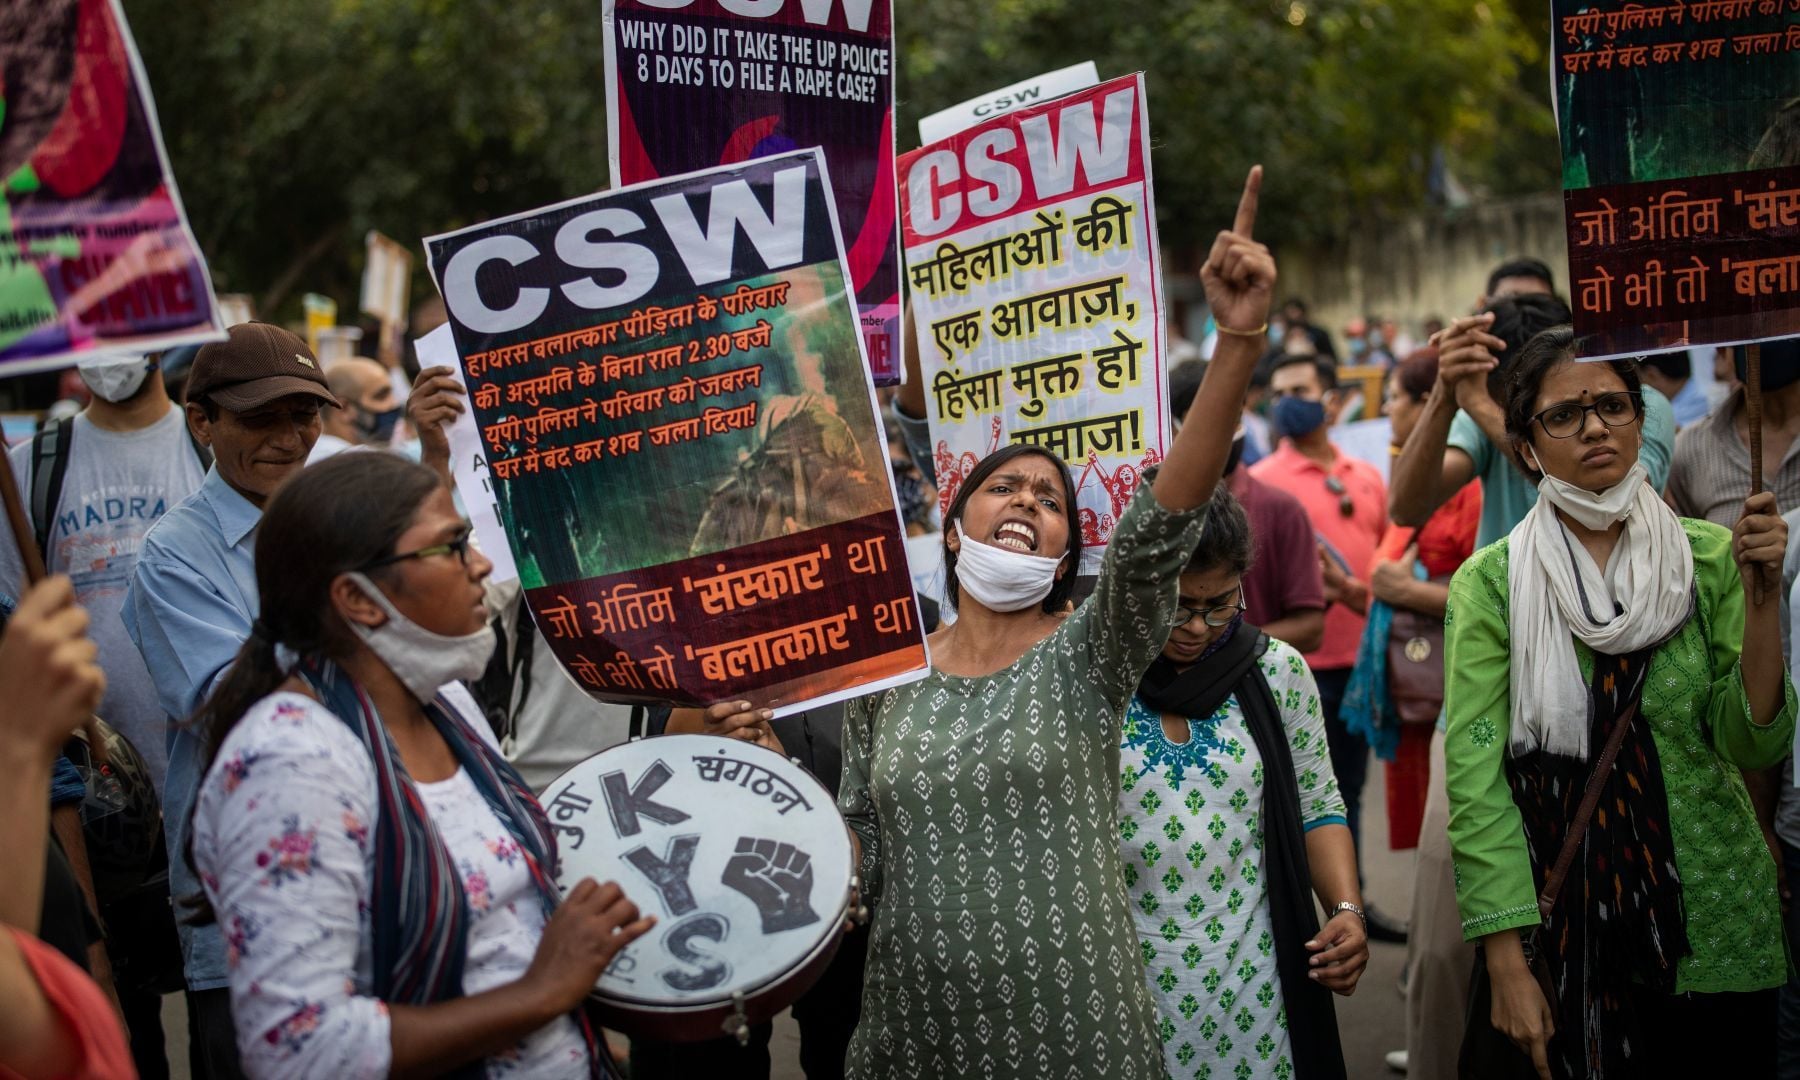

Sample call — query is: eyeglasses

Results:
[359,526,475,571]
[1324,475,1354,518]
[1531,391,1642,439]
[1170,586,1247,628]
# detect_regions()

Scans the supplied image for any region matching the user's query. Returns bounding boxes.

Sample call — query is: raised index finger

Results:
[1233,165,1262,240]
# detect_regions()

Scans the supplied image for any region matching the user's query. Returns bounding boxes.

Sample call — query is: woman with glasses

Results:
[1445,327,1794,1079]
[187,453,653,1078]
[1121,485,1365,1080]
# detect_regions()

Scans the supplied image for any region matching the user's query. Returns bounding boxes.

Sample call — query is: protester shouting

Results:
[1123,485,1364,1080]
[188,452,652,1077]
[0,576,131,1079]
[1445,327,1794,1079]
[123,321,342,1078]
[837,166,1273,1079]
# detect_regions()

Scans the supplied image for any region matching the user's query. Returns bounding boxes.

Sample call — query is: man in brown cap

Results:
[183,321,342,506]
[123,321,339,1079]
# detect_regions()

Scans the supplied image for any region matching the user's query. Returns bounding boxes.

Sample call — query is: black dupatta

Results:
[1139,629,1347,1080]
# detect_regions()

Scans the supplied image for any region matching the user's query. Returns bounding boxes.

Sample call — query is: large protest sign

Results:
[603,0,901,384]
[426,149,927,712]
[0,0,223,375]
[1553,0,1800,359]
[899,74,1167,575]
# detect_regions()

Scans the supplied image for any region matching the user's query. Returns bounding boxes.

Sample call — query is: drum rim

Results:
[550,733,856,1009]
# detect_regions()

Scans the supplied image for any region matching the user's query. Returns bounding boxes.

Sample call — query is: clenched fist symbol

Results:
[721,837,821,934]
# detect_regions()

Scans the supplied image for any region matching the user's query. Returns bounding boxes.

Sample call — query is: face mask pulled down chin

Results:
[77,357,153,403]
[1271,395,1326,439]
[951,521,1062,613]
[344,571,495,702]
[1529,457,1648,531]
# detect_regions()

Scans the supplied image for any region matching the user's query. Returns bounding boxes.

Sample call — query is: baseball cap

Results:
[187,322,342,412]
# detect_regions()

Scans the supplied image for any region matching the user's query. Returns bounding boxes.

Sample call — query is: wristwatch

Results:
[1331,901,1366,928]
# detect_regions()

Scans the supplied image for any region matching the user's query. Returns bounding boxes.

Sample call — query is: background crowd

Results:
[1,192,1797,1080]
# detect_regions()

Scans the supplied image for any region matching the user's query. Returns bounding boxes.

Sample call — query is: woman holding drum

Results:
[188,453,654,1078]
[838,168,1276,1079]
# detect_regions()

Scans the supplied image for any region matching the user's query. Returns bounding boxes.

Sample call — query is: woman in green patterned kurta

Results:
[1443,329,1795,1079]
[839,169,1278,1080]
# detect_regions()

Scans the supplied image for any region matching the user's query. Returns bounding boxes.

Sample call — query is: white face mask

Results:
[76,356,153,403]
[344,571,495,702]
[1526,452,1647,531]
[950,520,1064,613]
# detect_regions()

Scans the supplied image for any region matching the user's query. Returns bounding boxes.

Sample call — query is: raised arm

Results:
[1151,166,1273,514]
[406,366,467,489]
[893,302,938,488]
[1388,314,1501,526]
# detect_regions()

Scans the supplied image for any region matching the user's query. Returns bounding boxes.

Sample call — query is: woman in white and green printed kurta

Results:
[1118,487,1361,1080]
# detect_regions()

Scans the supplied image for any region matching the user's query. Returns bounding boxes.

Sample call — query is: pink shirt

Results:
[2,928,135,1080]
[1249,442,1387,671]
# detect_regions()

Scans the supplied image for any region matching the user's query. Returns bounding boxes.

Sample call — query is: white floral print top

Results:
[193,691,587,1079]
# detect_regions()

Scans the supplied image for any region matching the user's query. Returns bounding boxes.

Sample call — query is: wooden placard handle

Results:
[0,447,44,586]
[1746,343,1764,605]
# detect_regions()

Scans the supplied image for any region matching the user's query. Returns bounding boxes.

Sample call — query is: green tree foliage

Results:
[125,0,1556,318]
[896,0,1559,251]
[128,0,611,319]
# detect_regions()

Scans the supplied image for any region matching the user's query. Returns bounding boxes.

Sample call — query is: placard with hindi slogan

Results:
[899,73,1168,574]
[603,0,901,385]
[0,0,225,376]
[1553,0,1800,359]
[425,150,927,713]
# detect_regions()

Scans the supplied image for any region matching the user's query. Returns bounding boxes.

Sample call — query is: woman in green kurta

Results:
[1443,327,1795,1080]
[838,169,1277,1080]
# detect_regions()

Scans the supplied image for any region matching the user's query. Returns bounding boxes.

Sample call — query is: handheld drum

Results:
[542,735,855,1043]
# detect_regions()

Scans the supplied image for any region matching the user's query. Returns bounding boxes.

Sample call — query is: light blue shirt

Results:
[1667,376,1711,429]
[122,467,261,991]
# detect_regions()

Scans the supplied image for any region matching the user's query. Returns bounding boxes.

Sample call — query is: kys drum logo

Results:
[588,757,822,993]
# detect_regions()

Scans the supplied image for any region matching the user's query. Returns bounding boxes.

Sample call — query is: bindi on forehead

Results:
[1538,365,1624,407]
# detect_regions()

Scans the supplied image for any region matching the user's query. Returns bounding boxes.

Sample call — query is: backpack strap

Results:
[29,418,74,566]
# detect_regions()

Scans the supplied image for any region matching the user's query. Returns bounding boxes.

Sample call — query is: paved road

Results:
[161,750,1415,1080]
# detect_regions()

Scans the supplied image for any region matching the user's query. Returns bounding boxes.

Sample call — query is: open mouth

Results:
[992,520,1039,552]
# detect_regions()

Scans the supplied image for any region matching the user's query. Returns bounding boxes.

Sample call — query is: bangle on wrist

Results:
[1331,901,1366,928]
[1215,321,1269,338]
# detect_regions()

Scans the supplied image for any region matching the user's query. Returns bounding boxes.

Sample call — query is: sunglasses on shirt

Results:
[1324,475,1354,517]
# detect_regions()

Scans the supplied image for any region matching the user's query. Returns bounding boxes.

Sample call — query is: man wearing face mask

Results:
[309,357,403,463]
[123,322,340,1080]
[1250,354,1390,908]
[1665,336,1800,1048]
[1667,338,1800,527]
[0,354,208,792]
[1170,359,1325,654]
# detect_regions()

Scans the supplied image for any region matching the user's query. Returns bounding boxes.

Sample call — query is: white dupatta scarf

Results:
[1505,461,1693,759]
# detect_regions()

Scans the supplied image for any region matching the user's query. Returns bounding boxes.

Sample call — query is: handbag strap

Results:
[1536,698,1640,921]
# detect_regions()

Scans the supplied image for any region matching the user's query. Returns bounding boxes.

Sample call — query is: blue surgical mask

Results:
[1271,396,1326,439]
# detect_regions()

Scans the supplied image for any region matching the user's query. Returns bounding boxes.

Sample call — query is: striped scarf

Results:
[297,655,610,1078]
